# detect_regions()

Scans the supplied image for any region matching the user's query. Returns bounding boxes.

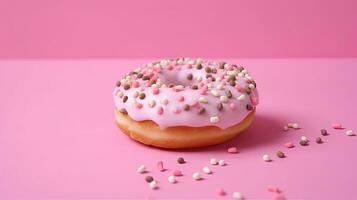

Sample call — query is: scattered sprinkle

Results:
[172,169,183,176]
[168,175,177,183]
[192,172,202,180]
[216,188,226,196]
[203,166,212,174]
[198,107,206,114]
[220,95,229,103]
[210,158,218,165]
[262,154,272,162]
[218,160,226,166]
[292,123,299,129]
[283,126,289,131]
[276,151,285,158]
[227,146,239,154]
[199,96,208,103]
[149,180,158,189]
[233,192,243,200]
[320,129,328,136]
[346,129,355,136]
[210,116,220,124]
[332,123,343,129]
[145,176,154,183]
[177,157,185,164]
[237,94,246,101]
[285,142,294,148]
[152,87,159,95]
[157,106,164,115]
[137,165,146,173]
[316,137,323,144]
[157,161,164,171]
[299,140,308,146]
[300,136,308,142]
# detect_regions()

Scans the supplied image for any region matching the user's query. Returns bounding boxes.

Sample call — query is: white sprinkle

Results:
[241,69,248,74]
[168,175,177,183]
[210,158,218,165]
[248,84,255,89]
[283,126,289,131]
[133,91,139,98]
[233,192,243,200]
[138,86,144,91]
[237,94,246,101]
[174,85,184,91]
[160,98,169,105]
[184,57,190,62]
[177,59,184,64]
[216,84,224,90]
[238,72,244,77]
[207,83,213,88]
[154,63,161,68]
[137,165,146,173]
[147,63,153,67]
[193,172,202,180]
[262,154,271,162]
[148,100,156,108]
[199,96,208,103]
[292,123,299,129]
[151,84,159,88]
[116,91,123,98]
[218,160,226,166]
[210,116,220,124]
[216,77,222,82]
[188,60,195,65]
[287,123,294,128]
[196,58,203,64]
[220,96,229,103]
[211,90,219,97]
[149,180,158,189]
[202,166,212,174]
[227,71,237,76]
[196,76,202,82]
[224,63,229,68]
[301,136,308,142]
[346,129,354,136]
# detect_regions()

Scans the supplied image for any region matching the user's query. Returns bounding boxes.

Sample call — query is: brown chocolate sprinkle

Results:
[316,137,323,144]
[191,85,198,90]
[196,63,203,70]
[142,75,150,81]
[145,176,154,183]
[320,129,328,136]
[229,81,236,86]
[136,73,143,78]
[115,80,121,87]
[183,104,190,111]
[187,73,193,80]
[206,74,212,79]
[212,68,217,74]
[219,62,225,69]
[122,96,128,103]
[177,157,185,164]
[217,103,223,111]
[246,104,253,111]
[276,151,285,158]
[198,107,206,114]
[205,67,211,73]
[227,75,236,81]
[226,90,233,98]
[299,140,308,146]
[123,84,130,90]
[139,93,146,100]
[150,79,156,85]
[246,89,252,94]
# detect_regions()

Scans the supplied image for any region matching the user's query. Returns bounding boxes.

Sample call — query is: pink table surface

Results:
[0,59,357,200]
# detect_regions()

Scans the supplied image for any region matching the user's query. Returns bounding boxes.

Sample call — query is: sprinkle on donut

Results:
[113,58,258,129]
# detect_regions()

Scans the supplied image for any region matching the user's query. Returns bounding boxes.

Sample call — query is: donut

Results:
[113,58,259,149]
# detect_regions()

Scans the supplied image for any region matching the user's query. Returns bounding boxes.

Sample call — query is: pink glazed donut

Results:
[113,58,258,149]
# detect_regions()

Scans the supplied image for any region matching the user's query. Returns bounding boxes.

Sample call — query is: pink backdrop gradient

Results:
[1,59,357,199]
[1,0,357,59]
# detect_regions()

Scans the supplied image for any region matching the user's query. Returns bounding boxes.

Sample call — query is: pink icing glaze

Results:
[113,58,259,129]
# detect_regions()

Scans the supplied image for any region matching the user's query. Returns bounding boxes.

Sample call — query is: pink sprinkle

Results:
[251,96,259,106]
[172,169,183,176]
[267,186,281,193]
[200,85,208,95]
[167,65,173,70]
[172,107,181,114]
[285,142,294,148]
[136,103,143,109]
[187,64,193,69]
[216,188,226,196]
[132,81,139,88]
[229,103,236,110]
[157,106,164,115]
[190,101,199,108]
[145,82,151,87]
[332,123,343,129]
[227,65,233,70]
[157,161,165,172]
[152,88,159,95]
[178,96,185,102]
[151,74,158,80]
[227,146,239,154]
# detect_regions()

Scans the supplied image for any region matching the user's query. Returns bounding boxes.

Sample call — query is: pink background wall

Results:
[1,0,357,59]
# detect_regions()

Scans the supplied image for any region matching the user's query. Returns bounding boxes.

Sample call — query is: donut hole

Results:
[159,71,194,87]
